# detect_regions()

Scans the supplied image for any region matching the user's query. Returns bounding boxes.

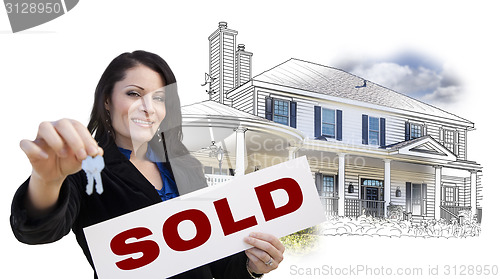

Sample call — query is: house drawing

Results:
[181,22,483,224]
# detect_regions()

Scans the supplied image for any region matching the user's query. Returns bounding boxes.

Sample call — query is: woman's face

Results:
[106,64,166,150]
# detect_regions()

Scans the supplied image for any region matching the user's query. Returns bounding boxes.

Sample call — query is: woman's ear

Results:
[104,98,110,111]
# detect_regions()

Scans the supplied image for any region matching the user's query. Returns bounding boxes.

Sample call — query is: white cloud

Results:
[344,58,463,108]
[350,62,442,96]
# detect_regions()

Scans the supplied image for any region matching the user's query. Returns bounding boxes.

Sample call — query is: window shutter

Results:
[315,173,323,194]
[405,182,412,212]
[314,106,321,138]
[454,130,459,156]
[265,96,273,120]
[405,121,410,141]
[362,114,368,145]
[290,101,297,128]
[336,110,343,141]
[335,175,339,198]
[380,118,386,147]
[422,183,427,215]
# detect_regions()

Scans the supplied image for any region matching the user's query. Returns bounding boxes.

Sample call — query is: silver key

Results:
[82,155,105,195]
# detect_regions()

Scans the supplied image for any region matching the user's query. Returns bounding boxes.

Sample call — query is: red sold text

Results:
[109,178,303,270]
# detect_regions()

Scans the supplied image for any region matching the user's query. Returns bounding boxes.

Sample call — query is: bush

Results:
[280,226,321,255]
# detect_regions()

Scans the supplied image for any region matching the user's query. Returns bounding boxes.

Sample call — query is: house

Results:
[182,22,482,223]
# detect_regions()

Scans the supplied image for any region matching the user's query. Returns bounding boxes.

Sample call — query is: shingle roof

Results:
[253,58,472,125]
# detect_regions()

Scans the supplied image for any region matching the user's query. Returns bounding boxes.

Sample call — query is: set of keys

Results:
[82,155,105,195]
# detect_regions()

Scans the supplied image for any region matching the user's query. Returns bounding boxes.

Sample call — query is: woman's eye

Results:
[154,96,165,102]
[126,91,141,97]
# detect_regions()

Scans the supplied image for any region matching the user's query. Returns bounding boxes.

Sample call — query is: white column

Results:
[384,159,391,217]
[287,146,299,161]
[470,170,478,216]
[434,166,442,220]
[338,153,346,216]
[234,126,248,177]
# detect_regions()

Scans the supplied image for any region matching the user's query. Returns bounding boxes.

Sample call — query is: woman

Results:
[11,50,284,278]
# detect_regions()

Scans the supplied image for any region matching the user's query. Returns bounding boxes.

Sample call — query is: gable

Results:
[387,136,457,162]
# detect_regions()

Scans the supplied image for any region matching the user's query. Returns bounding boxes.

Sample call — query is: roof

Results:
[253,58,472,125]
[181,100,263,120]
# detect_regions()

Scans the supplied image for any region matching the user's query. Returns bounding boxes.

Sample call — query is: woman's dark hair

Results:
[88,50,207,194]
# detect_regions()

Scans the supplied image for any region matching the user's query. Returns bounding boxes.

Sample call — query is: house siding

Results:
[230,84,469,159]
[230,86,254,114]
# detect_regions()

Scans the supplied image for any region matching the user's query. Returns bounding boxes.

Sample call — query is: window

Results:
[322,108,335,137]
[410,123,423,139]
[362,115,385,146]
[322,175,335,197]
[443,129,456,153]
[265,97,297,128]
[315,106,343,141]
[443,186,458,206]
[368,116,380,145]
[203,166,213,174]
[405,121,425,141]
[273,99,289,125]
[315,173,338,197]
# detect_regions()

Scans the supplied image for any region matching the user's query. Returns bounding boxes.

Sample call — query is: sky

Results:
[1,1,498,278]
[337,51,463,109]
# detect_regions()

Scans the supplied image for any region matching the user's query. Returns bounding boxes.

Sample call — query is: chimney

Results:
[235,44,253,87]
[208,22,238,104]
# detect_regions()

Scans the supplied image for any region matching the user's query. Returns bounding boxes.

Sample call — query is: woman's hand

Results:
[19,119,103,210]
[244,232,285,275]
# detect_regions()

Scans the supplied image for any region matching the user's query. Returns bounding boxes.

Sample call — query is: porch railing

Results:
[440,205,471,222]
[320,196,338,216]
[205,174,234,187]
[345,198,385,218]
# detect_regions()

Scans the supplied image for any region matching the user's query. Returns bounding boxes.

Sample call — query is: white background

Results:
[1,1,498,278]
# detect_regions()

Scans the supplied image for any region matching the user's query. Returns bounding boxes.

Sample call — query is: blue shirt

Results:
[118,147,179,201]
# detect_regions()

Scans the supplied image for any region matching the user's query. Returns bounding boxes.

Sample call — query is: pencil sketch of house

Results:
[181,22,483,226]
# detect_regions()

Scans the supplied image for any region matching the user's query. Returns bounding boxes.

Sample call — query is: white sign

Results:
[84,156,326,279]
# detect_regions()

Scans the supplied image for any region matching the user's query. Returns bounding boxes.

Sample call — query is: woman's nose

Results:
[140,96,155,114]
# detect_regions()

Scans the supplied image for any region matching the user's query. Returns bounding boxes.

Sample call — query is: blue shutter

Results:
[405,121,410,141]
[314,106,321,138]
[315,173,323,194]
[362,114,368,145]
[265,97,273,120]
[380,118,386,147]
[336,110,342,141]
[290,101,297,128]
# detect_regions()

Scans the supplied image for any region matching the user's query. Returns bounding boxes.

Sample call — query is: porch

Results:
[320,196,385,218]
[205,174,234,187]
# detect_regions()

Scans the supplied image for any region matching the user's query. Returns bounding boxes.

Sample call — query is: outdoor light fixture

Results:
[217,147,224,174]
[348,182,354,193]
[208,141,225,175]
[396,186,401,197]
